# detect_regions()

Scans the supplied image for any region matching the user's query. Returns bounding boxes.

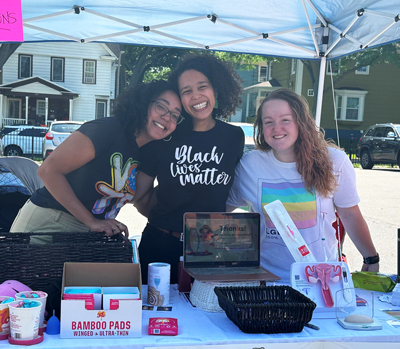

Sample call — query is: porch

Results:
[0,77,79,129]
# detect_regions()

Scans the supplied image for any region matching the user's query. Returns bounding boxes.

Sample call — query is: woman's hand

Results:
[87,218,129,239]
[361,262,379,272]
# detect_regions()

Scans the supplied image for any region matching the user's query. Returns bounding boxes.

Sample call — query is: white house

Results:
[0,42,119,127]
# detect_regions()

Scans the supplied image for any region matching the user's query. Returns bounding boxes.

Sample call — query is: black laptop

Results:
[183,212,280,282]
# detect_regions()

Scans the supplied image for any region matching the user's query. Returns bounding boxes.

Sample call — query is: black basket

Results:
[214,285,316,334]
[0,232,133,319]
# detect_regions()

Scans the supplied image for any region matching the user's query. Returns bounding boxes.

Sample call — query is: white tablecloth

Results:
[2,285,400,349]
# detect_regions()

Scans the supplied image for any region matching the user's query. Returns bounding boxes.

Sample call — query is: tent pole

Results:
[315,56,326,127]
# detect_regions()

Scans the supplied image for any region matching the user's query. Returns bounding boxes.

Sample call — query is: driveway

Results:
[343,166,400,275]
[117,166,400,276]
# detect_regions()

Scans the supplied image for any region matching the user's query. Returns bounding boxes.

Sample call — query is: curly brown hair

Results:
[113,80,177,139]
[168,53,242,130]
[254,88,337,197]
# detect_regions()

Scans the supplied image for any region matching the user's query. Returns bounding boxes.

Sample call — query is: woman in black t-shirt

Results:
[11,80,182,238]
[134,55,245,284]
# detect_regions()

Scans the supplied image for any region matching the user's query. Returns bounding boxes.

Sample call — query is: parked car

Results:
[1,125,48,157]
[228,122,255,154]
[356,123,400,169]
[43,121,84,159]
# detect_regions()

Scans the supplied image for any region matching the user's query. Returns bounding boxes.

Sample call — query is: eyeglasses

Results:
[152,101,184,125]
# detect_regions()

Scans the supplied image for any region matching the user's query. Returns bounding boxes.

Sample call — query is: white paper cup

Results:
[147,262,171,306]
[8,300,42,340]
[15,291,47,330]
[0,296,14,339]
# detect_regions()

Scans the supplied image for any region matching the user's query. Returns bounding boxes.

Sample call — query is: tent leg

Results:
[315,56,326,127]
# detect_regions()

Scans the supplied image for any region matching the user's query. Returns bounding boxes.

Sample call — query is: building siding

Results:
[2,42,117,122]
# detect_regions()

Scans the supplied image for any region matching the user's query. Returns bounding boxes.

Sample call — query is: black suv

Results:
[356,123,400,169]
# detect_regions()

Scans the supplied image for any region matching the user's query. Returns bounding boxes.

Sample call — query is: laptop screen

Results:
[183,212,261,268]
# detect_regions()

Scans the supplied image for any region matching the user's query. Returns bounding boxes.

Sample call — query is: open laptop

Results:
[183,212,280,282]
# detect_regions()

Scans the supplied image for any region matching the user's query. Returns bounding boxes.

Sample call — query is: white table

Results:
[2,285,400,349]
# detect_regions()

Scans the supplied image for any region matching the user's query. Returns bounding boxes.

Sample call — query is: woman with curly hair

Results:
[11,80,181,239]
[227,88,379,281]
[135,54,245,284]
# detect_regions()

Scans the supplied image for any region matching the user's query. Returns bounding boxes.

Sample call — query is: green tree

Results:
[118,45,281,92]
[301,43,400,114]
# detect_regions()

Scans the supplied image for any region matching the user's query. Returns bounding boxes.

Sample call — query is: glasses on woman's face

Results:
[153,101,184,124]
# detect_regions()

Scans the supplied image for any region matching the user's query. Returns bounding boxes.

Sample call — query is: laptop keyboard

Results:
[188,267,264,276]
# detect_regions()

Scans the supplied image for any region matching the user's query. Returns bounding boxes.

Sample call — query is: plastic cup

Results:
[15,291,47,331]
[8,300,42,340]
[147,262,171,306]
[0,296,14,340]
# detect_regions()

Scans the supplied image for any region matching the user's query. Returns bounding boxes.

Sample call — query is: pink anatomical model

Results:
[305,264,341,308]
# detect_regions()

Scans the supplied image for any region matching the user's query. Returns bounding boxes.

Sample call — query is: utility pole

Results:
[116,50,125,98]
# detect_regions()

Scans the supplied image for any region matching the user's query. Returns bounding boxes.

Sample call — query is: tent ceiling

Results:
[20,0,400,60]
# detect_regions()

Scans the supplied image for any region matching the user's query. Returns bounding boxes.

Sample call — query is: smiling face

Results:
[262,98,299,162]
[178,69,216,130]
[138,90,181,147]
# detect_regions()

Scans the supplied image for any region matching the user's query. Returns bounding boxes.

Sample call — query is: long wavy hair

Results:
[113,80,178,139]
[168,53,242,132]
[254,88,337,197]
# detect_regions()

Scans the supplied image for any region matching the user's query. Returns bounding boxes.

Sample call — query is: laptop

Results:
[183,212,280,282]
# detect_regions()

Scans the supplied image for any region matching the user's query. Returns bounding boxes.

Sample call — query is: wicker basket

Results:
[190,279,260,312]
[0,232,133,296]
[214,285,316,333]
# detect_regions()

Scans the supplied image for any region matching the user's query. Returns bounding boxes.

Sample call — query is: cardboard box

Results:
[60,263,142,339]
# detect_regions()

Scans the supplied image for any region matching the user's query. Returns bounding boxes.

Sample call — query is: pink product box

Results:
[63,287,102,310]
[102,287,140,311]
[148,318,178,336]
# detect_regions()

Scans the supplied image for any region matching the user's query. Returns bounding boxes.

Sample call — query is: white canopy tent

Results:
[19,0,400,126]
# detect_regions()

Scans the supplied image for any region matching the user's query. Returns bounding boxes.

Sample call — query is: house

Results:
[237,57,400,141]
[0,42,120,128]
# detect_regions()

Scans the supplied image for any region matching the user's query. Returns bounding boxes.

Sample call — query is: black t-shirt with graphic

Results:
[140,120,244,232]
[31,117,140,220]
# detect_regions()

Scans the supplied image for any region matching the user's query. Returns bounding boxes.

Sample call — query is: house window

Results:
[8,98,21,119]
[335,89,368,122]
[83,60,96,84]
[18,54,32,79]
[36,100,46,116]
[96,99,107,119]
[326,59,340,75]
[259,66,268,82]
[307,89,314,97]
[51,57,65,82]
[355,65,370,75]
[291,59,297,75]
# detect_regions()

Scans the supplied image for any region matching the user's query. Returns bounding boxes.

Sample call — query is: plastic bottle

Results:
[178,256,192,293]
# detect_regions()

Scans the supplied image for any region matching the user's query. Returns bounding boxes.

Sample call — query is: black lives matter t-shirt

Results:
[31,117,140,220]
[140,120,244,232]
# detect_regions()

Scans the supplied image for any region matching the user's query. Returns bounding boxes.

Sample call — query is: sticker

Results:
[157,306,172,311]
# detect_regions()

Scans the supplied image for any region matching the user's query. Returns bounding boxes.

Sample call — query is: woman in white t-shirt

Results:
[227,88,379,281]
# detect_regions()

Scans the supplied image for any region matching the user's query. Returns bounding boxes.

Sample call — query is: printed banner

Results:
[0,0,24,42]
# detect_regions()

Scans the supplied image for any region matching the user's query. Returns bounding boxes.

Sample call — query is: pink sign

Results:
[0,0,24,42]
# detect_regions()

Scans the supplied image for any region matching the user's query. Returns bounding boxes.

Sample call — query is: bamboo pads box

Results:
[60,263,142,338]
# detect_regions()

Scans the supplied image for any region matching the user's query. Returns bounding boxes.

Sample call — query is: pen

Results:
[304,323,320,330]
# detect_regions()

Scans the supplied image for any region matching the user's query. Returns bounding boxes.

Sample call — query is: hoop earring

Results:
[163,135,172,142]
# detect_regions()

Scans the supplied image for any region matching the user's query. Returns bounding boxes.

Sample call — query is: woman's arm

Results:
[132,171,157,217]
[336,205,379,272]
[38,131,128,237]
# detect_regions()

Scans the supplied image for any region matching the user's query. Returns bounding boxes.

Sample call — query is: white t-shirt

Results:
[227,147,359,281]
